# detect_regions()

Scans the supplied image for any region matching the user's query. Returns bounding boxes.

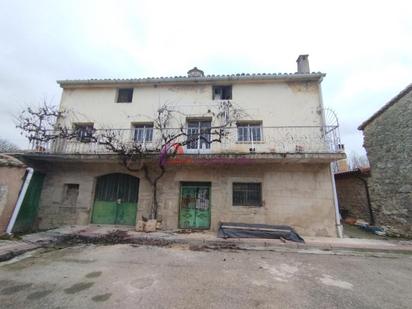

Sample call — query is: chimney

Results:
[187,67,204,78]
[296,54,310,74]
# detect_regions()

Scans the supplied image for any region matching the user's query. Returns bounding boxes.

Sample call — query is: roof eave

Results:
[358,83,412,130]
[57,73,326,88]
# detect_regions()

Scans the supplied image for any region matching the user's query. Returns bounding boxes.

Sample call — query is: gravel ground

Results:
[0,244,411,309]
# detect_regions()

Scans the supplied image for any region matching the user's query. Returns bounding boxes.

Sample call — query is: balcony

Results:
[28,126,344,159]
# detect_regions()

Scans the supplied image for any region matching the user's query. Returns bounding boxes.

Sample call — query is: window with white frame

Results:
[133,123,153,143]
[186,120,211,150]
[237,122,263,142]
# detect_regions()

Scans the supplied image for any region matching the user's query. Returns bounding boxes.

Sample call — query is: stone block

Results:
[136,220,145,232]
[144,219,157,232]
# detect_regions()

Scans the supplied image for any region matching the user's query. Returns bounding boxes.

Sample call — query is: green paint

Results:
[91,201,117,224]
[13,172,45,233]
[91,173,139,225]
[91,201,137,225]
[179,183,211,229]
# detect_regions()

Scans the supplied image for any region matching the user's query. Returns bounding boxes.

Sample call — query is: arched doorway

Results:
[91,173,139,225]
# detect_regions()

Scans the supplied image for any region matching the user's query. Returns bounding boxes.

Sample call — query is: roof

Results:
[0,154,25,168]
[334,167,370,178]
[358,83,412,130]
[57,72,326,88]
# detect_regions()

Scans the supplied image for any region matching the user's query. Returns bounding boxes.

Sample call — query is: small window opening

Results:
[117,88,134,103]
[62,183,79,207]
[213,86,232,100]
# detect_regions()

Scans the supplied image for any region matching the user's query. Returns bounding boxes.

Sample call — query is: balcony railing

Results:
[29,126,344,155]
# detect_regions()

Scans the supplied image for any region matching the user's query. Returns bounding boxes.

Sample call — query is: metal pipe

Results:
[6,168,34,234]
[330,164,343,238]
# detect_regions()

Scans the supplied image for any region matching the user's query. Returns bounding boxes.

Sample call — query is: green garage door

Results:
[179,182,211,229]
[91,173,139,225]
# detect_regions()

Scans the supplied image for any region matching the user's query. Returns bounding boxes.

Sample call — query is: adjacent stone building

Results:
[359,84,412,237]
[334,168,373,224]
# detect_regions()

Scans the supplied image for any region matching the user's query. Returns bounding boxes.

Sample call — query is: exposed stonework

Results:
[0,165,26,234]
[335,171,371,223]
[36,161,337,237]
[360,87,412,237]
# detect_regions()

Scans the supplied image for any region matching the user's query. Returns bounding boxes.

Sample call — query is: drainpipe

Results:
[6,168,34,234]
[330,164,343,238]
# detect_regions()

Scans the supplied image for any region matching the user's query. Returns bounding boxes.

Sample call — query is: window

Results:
[62,184,79,207]
[237,122,262,142]
[186,120,211,150]
[73,123,94,142]
[233,183,262,206]
[133,123,153,143]
[117,88,134,103]
[213,86,232,100]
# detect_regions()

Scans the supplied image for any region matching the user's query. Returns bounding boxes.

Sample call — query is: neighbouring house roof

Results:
[57,72,325,88]
[334,167,370,179]
[358,83,412,130]
[0,154,25,168]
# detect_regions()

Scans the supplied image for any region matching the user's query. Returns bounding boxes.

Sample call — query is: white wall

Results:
[59,81,323,129]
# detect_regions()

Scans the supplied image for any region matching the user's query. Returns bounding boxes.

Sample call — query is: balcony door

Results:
[186,120,211,153]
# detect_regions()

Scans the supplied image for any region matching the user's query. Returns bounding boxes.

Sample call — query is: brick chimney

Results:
[296,54,310,74]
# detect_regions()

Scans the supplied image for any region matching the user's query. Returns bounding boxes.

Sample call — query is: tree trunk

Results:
[150,179,159,219]
[142,163,165,220]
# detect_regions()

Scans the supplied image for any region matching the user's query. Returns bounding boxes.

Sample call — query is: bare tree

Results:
[0,138,19,153]
[347,151,370,170]
[17,101,245,219]
[16,101,70,150]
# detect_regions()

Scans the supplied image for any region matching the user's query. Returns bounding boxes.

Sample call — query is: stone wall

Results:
[36,161,337,237]
[335,175,371,223]
[0,166,26,234]
[362,90,412,237]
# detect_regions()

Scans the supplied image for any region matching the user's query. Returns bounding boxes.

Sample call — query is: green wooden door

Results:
[91,173,139,225]
[12,172,45,233]
[179,182,211,229]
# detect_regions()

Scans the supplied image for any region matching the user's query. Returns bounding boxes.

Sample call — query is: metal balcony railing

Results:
[29,126,344,155]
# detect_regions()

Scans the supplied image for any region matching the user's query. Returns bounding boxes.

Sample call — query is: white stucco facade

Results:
[24,60,344,237]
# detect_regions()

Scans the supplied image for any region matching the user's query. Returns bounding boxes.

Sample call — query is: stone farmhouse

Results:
[359,84,412,237]
[20,55,345,237]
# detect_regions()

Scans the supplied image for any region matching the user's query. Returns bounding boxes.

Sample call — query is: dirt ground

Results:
[0,244,411,309]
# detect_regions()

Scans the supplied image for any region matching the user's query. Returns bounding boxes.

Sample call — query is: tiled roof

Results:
[0,154,25,167]
[57,72,325,87]
[334,167,371,178]
[358,83,412,130]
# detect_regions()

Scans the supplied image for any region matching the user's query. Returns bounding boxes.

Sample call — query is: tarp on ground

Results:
[217,222,304,243]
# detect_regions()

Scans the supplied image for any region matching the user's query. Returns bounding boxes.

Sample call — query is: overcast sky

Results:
[1,0,411,155]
